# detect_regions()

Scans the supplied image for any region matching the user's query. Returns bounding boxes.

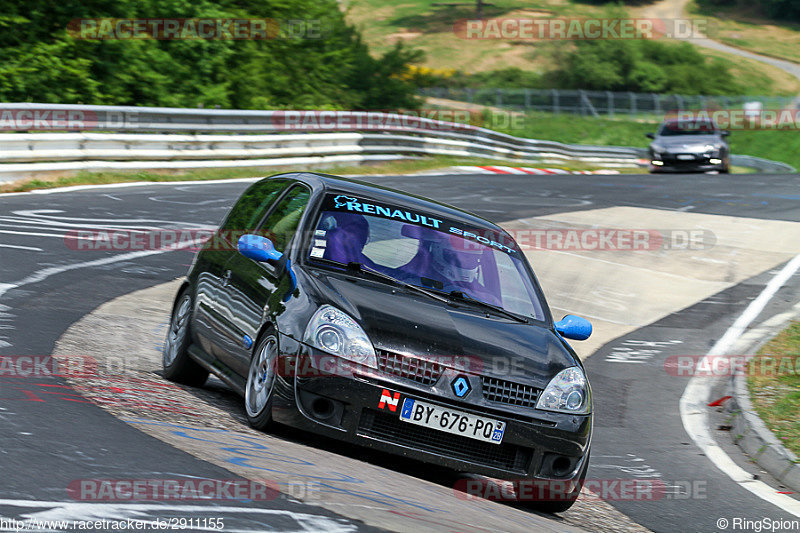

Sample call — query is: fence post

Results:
[607,91,614,118]
[653,93,661,117]
[579,90,585,116]
[629,92,636,117]
[467,88,474,104]
[524,89,531,110]
[552,89,559,115]
[496,89,503,107]
[700,95,706,110]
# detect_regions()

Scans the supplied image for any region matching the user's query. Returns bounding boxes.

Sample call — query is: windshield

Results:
[658,121,718,136]
[306,194,546,321]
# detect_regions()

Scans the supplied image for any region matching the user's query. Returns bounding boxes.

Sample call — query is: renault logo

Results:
[451,375,471,398]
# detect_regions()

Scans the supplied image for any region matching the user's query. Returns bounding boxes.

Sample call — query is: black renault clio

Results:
[163,172,593,512]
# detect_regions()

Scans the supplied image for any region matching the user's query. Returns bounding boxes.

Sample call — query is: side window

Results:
[258,186,311,252]
[219,179,289,234]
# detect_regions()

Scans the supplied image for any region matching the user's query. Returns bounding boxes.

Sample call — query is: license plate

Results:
[676,154,695,160]
[399,398,506,444]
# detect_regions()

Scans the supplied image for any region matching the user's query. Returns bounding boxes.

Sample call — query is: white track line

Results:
[0,498,355,533]
[0,240,204,301]
[0,243,43,251]
[0,177,261,198]
[680,254,800,517]
[0,229,80,239]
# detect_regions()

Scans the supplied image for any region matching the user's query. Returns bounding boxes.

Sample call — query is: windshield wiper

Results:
[311,258,451,304]
[446,290,528,323]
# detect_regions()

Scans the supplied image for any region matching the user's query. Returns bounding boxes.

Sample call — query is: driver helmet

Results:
[428,234,483,284]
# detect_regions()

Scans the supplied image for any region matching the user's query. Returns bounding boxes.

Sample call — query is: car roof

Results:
[275,172,508,233]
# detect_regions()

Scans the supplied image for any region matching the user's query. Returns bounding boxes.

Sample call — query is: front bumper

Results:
[271,334,591,484]
[650,153,727,173]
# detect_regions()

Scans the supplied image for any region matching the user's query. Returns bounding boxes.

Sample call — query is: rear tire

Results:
[162,290,209,386]
[245,331,279,431]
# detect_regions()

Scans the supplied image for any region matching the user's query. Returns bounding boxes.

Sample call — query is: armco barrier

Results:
[0,103,792,181]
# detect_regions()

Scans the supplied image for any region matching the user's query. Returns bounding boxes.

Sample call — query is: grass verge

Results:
[748,322,800,458]
[689,0,800,65]
[345,0,800,95]
[0,156,636,194]
[491,111,800,170]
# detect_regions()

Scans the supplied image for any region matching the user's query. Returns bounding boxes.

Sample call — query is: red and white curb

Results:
[452,165,621,175]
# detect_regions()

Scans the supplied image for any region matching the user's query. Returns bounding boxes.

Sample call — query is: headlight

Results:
[535,367,591,414]
[303,305,377,368]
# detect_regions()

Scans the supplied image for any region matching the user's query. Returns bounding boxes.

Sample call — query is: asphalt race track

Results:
[1,172,800,532]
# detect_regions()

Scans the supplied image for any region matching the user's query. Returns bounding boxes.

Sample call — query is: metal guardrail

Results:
[0,103,792,181]
[420,87,799,118]
[0,104,645,181]
[730,154,795,174]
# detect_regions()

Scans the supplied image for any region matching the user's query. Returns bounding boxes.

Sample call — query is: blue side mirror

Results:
[238,234,283,264]
[555,315,592,341]
[238,234,297,300]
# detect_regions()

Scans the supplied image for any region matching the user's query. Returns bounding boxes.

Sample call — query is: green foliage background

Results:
[695,0,800,22]
[0,0,422,109]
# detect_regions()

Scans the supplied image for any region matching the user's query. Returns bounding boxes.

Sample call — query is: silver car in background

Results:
[647,119,730,173]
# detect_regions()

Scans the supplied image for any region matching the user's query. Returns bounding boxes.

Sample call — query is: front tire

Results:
[526,453,589,514]
[162,290,209,386]
[245,332,279,431]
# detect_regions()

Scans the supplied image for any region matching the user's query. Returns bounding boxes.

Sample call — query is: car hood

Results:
[297,270,580,388]
[654,135,723,150]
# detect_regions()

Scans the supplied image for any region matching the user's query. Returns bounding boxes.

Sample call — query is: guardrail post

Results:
[496,89,503,107]
[607,91,614,118]
[524,89,531,110]
[653,93,661,117]
[552,89,559,115]
[629,92,636,117]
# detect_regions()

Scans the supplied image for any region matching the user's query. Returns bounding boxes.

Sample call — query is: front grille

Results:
[662,154,709,164]
[358,409,532,473]
[481,376,541,408]
[376,349,443,386]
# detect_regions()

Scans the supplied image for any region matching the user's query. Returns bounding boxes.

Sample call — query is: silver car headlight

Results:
[303,305,377,368]
[536,367,591,414]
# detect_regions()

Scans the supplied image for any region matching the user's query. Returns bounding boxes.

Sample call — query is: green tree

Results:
[0,0,422,109]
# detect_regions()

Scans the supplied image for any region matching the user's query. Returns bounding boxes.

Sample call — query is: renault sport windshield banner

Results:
[319,193,521,257]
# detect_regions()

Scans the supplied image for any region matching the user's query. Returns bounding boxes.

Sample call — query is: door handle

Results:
[221,270,232,286]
